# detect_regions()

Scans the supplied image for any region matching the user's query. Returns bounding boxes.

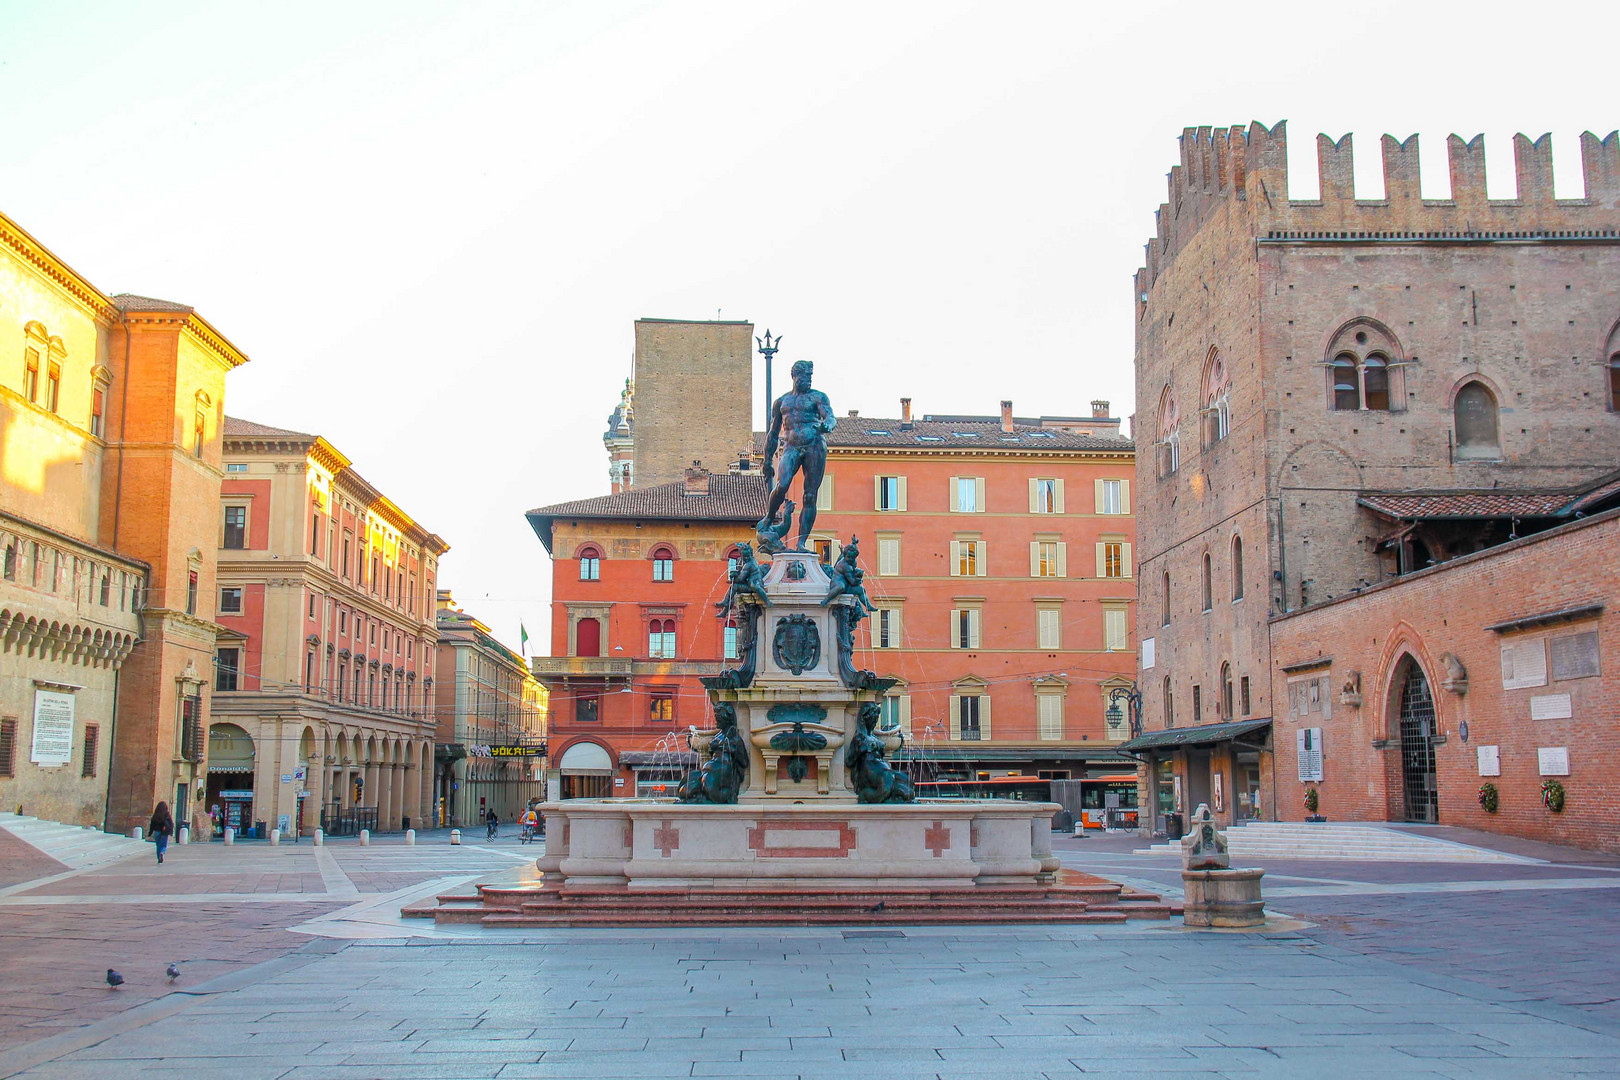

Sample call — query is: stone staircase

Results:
[0,812,147,871]
[403,870,1181,928]
[1138,822,1533,863]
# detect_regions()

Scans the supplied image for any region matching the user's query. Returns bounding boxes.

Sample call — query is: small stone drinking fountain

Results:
[1179,804,1265,928]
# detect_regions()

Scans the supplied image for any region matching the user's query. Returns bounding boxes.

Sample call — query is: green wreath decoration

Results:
[1541,778,1566,813]
[1477,782,1499,814]
[1303,786,1320,813]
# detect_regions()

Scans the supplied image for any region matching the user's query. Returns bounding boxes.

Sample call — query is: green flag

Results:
[520,623,530,652]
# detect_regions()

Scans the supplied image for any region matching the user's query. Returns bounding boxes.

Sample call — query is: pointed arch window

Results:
[1230,535,1244,601]
[1325,322,1405,412]
[1200,348,1231,447]
[1201,553,1212,612]
[1162,676,1174,729]
[1605,322,1620,411]
[1161,570,1171,627]
[1155,385,1180,477]
[1454,381,1501,460]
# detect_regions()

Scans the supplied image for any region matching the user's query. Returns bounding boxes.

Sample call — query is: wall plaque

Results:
[1476,745,1501,777]
[1537,747,1570,777]
[1530,693,1572,721]
[29,690,75,767]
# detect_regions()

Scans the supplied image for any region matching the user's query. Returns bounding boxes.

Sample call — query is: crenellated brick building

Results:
[1126,122,1620,843]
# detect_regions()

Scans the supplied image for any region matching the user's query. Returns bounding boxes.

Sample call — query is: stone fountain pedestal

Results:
[1178,804,1266,928]
[534,550,1063,894]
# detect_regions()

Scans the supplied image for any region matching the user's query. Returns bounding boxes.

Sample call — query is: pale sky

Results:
[3,0,1614,653]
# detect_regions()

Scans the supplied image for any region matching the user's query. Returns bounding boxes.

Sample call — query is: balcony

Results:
[530,657,635,678]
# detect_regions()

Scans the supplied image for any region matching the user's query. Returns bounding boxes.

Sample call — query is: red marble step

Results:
[478,909,1132,928]
[479,885,1129,905]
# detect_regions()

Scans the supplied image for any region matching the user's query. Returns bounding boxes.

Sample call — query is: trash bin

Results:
[1165,813,1184,841]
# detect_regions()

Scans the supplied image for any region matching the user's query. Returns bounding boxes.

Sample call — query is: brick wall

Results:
[631,319,753,487]
[1269,508,1620,852]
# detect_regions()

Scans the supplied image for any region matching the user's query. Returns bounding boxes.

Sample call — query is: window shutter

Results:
[1038,695,1062,740]
[975,477,986,511]
[899,694,912,734]
[1094,543,1106,579]
[949,478,960,512]
[1094,478,1106,514]
[975,543,987,576]
[891,607,902,647]
[970,609,982,648]
[950,608,961,645]
[1121,543,1133,578]
[948,694,961,740]
[1028,478,1039,513]
[979,693,992,740]
[873,475,882,510]
[1119,479,1131,515]
[821,473,833,509]
[1038,608,1060,649]
[897,476,907,511]
[1056,542,1068,578]
[949,541,961,576]
[879,537,900,576]
[1053,479,1065,514]
[1029,542,1040,577]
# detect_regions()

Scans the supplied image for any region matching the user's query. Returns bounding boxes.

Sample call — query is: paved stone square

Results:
[1,825,1617,1079]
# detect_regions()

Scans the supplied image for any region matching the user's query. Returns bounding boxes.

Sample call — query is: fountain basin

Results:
[538,798,1061,890]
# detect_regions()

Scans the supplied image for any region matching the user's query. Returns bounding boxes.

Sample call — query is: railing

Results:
[529,657,635,677]
[321,805,379,836]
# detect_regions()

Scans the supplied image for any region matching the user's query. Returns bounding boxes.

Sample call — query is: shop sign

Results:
[470,744,546,758]
[220,790,253,799]
[293,767,307,781]
[30,690,75,767]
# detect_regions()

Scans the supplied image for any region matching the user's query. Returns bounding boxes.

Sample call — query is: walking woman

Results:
[149,801,174,865]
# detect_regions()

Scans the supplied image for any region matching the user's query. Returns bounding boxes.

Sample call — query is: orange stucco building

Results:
[527,359,1140,803]
[0,207,250,833]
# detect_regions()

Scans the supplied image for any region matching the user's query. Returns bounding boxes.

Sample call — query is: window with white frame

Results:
[1097,540,1130,579]
[1104,607,1128,651]
[219,586,243,614]
[952,476,984,513]
[1030,478,1061,513]
[1036,605,1061,650]
[875,607,901,649]
[1030,538,1065,578]
[951,538,985,577]
[1036,692,1064,741]
[957,694,983,740]
[878,535,901,576]
[951,606,982,649]
[876,475,906,511]
[1097,479,1126,515]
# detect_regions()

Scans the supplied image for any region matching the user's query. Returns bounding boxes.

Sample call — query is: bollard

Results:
[223,827,235,846]
[450,828,461,845]
[312,828,324,847]
[405,829,416,846]
[269,828,281,846]
[177,825,190,845]
[358,829,370,846]
[130,826,144,842]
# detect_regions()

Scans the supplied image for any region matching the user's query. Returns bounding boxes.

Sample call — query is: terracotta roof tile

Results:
[111,293,194,313]
[223,416,317,441]
[526,474,767,553]
[751,418,1131,453]
[1358,469,1620,520]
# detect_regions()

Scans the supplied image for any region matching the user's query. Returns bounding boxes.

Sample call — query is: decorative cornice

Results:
[0,213,118,322]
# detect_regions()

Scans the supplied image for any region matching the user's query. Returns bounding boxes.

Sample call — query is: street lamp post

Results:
[756,330,782,431]
[1107,683,1143,740]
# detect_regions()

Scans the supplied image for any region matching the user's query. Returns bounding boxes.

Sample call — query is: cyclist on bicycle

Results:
[485,808,499,841]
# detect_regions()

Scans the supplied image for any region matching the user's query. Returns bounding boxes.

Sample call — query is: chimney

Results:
[684,460,710,496]
[1091,399,1110,418]
[1000,400,1014,433]
[847,409,859,418]
[900,397,912,428]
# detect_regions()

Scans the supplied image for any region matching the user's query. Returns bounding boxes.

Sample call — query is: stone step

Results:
[1139,823,1530,863]
[479,909,1136,928]
[0,812,147,870]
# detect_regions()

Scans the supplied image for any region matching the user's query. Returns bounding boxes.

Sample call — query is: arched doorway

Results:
[206,723,255,837]
[557,741,614,799]
[1394,660,1439,822]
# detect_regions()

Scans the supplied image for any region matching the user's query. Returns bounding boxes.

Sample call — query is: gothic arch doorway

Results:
[1394,659,1439,822]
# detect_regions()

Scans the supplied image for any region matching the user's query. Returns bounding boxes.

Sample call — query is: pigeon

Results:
[106,969,124,988]
[166,964,181,982]
[867,901,887,913]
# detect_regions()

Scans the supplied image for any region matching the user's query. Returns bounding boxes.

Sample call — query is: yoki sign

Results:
[468,744,546,759]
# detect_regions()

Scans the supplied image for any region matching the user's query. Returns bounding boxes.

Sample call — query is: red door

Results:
[576,618,601,657]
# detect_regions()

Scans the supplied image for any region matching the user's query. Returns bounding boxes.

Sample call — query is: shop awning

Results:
[1115,718,1272,755]
[894,746,1138,765]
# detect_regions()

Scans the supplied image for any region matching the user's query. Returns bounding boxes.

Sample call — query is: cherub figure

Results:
[715,541,770,619]
[846,702,914,804]
[822,536,875,614]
